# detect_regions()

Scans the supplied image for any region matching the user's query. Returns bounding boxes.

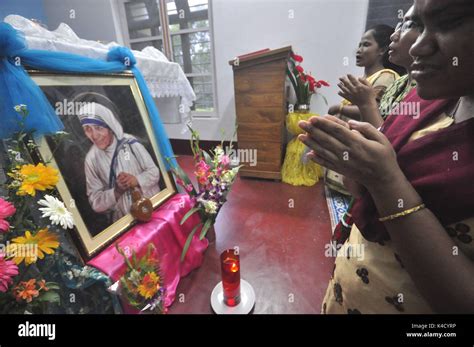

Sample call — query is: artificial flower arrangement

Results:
[167,126,241,261]
[0,105,71,313]
[286,52,330,107]
[115,243,165,314]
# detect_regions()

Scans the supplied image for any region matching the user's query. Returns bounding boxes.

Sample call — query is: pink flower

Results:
[0,253,19,292]
[318,80,330,87]
[194,160,211,185]
[175,177,185,187]
[185,184,193,193]
[220,155,230,168]
[0,198,16,233]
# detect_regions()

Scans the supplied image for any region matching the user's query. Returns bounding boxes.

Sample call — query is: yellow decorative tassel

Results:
[282,112,323,186]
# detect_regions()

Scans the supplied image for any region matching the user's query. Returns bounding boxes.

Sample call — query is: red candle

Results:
[220,249,241,306]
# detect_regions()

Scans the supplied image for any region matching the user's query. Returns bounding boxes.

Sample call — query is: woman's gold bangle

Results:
[378,203,426,222]
[339,104,344,115]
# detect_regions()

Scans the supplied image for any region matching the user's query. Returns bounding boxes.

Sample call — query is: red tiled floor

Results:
[168,156,334,314]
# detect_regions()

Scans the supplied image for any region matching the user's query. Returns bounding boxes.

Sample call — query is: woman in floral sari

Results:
[299,0,474,313]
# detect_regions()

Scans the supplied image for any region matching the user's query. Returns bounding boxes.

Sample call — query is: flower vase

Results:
[281,104,324,186]
[296,104,310,114]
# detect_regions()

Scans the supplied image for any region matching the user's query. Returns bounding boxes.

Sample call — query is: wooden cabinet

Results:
[229,46,292,180]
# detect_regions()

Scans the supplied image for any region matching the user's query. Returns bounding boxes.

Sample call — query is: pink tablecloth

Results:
[87,193,208,311]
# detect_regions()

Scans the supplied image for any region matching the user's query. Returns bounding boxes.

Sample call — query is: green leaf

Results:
[44,282,60,290]
[181,222,202,262]
[229,125,238,150]
[320,93,329,106]
[286,67,298,98]
[180,207,200,226]
[202,150,212,165]
[199,218,213,240]
[37,291,60,304]
[132,251,137,268]
[169,162,198,196]
[115,243,133,270]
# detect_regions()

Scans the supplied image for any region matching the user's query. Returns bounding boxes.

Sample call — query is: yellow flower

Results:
[9,228,60,265]
[17,163,59,196]
[137,272,160,299]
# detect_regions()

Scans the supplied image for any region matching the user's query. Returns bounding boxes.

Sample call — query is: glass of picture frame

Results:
[28,70,177,259]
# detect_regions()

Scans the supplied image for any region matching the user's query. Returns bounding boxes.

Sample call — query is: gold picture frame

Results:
[29,71,177,259]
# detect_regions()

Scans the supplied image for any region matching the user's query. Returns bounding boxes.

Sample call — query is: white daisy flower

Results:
[14,104,27,112]
[38,195,74,229]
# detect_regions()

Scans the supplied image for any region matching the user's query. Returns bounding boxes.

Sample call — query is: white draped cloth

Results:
[5,15,196,114]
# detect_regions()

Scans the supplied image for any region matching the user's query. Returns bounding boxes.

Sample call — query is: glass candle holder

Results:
[220,249,241,306]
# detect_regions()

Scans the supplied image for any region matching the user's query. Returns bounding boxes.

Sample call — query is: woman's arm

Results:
[298,116,474,313]
[339,105,361,120]
[338,75,384,127]
[328,104,362,120]
[367,161,474,313]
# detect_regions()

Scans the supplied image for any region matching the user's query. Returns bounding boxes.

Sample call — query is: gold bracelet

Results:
[378,203,426,222]
[339,104,344,115]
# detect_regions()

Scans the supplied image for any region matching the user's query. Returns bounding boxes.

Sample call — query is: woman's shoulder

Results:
[372,69,400,88]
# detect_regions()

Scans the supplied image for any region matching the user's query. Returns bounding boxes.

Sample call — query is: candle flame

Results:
[223,257,239,273]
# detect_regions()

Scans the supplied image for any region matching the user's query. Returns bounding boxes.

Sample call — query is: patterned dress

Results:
[322,112,474,314]
[379,74,417,120]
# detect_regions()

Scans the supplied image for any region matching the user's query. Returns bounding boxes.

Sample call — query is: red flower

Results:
[295,65,304,74]
[318,80,330,87]
[291,53,303,63]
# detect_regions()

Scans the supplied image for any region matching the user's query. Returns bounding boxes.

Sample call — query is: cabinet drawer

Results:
[235,107,284,124]
[237,122,283,143]
[237,140,282,168]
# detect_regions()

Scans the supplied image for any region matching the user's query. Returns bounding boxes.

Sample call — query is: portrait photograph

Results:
[29,71,176,258]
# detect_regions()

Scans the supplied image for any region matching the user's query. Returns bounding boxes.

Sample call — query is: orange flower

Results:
[38,279,49,291]
[14,279,39,303]
[137,272,160,299]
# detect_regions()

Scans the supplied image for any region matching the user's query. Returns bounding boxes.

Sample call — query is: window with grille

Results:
[122,0,216,116]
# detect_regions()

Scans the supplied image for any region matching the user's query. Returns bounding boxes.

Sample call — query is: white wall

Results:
[165,0,369,140]
[0,0,47,24]
[41,0,369,141]
[43,0,119,42]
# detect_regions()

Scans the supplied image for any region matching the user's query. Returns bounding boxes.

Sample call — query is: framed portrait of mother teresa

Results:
[28,71,177,259]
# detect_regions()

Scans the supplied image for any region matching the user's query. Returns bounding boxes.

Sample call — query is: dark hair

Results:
[369,24,406,76]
